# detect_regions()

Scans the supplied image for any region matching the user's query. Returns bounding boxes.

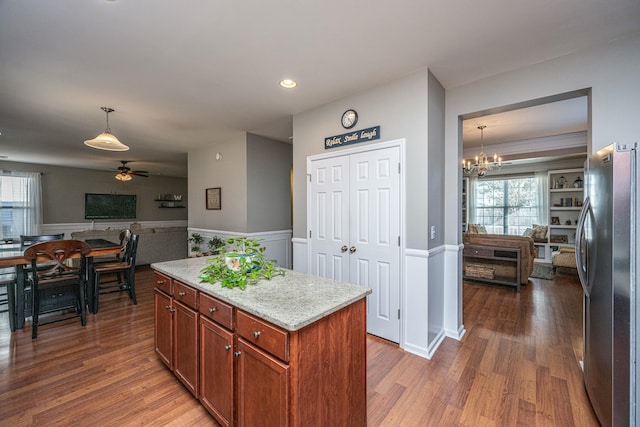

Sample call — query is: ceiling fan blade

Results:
[131,171,149,177]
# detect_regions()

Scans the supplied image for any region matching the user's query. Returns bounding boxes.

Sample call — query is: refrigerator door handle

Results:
[576,196,591,296]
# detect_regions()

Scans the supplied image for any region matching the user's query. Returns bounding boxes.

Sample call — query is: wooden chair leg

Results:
[32,285,39,339]
[128,270,137,305]
[80,282,87,326]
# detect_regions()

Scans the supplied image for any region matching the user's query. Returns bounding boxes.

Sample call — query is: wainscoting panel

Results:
[292,237,308,273]
[402,245,447,359]
[444,243,466,340]
[403,248,430,358]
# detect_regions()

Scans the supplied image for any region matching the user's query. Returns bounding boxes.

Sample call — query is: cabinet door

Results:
[154,289,173,369]
[174,299,199,397]
[200,317,234,427]
[236,338,289,427]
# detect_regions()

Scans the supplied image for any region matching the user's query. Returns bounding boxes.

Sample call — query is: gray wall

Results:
[293,70,433,250]
[188,132,292,233]
[247,134,292,232]
[427,70,446,248]
[188,132,248,231]
[0,160,187,224]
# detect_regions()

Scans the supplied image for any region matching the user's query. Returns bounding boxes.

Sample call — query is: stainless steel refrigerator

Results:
[576,142,638,427]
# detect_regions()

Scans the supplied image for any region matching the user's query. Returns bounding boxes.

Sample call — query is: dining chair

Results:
[92,233,139,313]
[92,229,131,283]
[23,239,91,339]
[0,268,13,314]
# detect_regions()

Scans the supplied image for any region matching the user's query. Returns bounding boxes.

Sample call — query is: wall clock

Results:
[341,109,358,129]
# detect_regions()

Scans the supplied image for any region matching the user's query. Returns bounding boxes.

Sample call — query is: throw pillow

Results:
[468,224,487,234]
[523,228,534,237]
[531,224,548,241]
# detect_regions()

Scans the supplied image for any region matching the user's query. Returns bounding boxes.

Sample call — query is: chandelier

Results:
[84,107,130,151]
[462,125,502,177]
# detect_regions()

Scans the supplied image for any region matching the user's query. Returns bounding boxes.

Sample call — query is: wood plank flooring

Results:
[0,267,598,426]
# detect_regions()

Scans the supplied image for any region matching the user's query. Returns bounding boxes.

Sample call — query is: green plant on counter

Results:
[199,237,284,289]
[207,235,225,255]
[188,233,204,252]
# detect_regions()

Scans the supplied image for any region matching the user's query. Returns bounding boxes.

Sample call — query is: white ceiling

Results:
[462,96,589,148]
[0,0,638,178]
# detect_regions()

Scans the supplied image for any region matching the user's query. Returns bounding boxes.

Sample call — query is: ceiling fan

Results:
[115,161,149,181]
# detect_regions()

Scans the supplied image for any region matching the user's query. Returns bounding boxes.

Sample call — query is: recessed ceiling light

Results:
[279,79,297,89]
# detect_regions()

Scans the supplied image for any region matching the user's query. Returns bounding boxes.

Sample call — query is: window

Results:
[472,175,544,235]
[0,171,42,240]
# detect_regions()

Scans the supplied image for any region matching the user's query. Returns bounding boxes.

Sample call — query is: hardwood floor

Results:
[0,267,598,426]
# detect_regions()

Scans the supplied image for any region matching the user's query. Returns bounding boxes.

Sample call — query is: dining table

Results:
[0,238,122,332]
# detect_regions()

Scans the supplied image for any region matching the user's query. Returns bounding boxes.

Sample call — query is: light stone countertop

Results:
[151,256,372,331]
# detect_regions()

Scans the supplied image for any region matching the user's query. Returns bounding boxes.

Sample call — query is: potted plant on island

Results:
[207,235,225,255]
[199,237,284,289]
[188,233,204,256]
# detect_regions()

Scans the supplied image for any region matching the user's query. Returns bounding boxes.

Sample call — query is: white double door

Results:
[309,146,400,343]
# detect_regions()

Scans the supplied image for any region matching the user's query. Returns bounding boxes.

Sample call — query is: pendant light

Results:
[462,125,502,177]
[84,107,129,151]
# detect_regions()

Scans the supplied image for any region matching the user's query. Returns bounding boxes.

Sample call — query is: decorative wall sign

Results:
[206,187,221,210]
[324,125,380,150]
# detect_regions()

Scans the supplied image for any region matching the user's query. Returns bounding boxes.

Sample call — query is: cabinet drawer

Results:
[463,246,494,257]
[154,272,172,295]
[236,310,289,362]
[199,293,234,330]
[174,281,198,310]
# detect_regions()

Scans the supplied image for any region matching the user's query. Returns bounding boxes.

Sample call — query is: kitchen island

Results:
[151,256,371,427]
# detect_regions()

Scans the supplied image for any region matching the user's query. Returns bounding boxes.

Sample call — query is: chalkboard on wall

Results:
[84,193,137,220]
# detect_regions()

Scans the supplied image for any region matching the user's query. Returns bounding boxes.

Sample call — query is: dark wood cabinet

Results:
[200,316,235,427]
[153,269,367,427]
[154,272,199,397]
[154,288,173,369]
[173,299,199,397]
[236,337,289,427]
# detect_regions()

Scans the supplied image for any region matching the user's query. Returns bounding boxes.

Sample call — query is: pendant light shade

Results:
[84,107,129,151]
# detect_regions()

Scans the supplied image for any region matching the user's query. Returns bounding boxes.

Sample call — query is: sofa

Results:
[71,225,188,265]
[463,233,537,285]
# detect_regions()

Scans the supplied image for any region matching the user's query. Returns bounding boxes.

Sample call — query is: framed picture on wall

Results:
[206,187,221,210]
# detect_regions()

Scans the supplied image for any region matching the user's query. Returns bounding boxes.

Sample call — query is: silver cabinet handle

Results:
[165,305,170,310]
[156,279,165,284]
[234,351,242,358]
[209,307,216,313]
[178,291,186,296]
[341,245,348,253]
[224,344,231,351]
[253,331,261,339]
[349,246,357,253]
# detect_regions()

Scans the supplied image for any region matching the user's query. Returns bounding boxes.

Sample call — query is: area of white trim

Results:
[292,237,308,273]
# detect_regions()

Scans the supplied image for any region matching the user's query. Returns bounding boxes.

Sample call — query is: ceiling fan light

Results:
[85,132,130,151]
[115,172,132,181]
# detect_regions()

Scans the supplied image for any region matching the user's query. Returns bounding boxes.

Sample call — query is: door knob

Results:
[349,246,357,253]
[341,245,348,253]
